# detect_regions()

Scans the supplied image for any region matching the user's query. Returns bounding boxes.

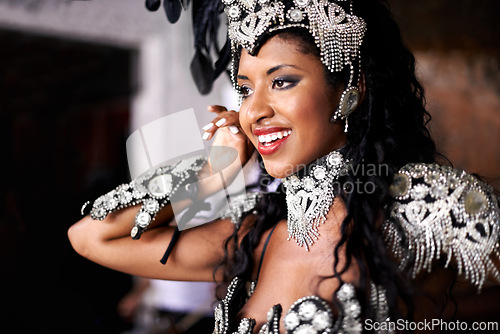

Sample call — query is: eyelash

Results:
[240,77,299,99]
[240,86,252,98]
[272,78,298,90]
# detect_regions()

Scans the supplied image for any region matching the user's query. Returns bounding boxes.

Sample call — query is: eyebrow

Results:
[237,64,302,80]
[266,64,301,75]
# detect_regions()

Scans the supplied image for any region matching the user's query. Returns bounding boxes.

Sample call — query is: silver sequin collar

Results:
[282,150,349,250]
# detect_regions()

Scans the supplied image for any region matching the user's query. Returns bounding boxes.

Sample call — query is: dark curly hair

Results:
[214,0,437,326]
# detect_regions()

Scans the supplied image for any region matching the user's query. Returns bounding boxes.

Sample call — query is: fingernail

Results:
[215,118,226,127]
[228,126,239,134]
[202,132,211,140]
[202,123,214,131]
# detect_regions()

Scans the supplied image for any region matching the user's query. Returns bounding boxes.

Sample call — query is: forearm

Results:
[69,196,245,281]
[68,204,142,258]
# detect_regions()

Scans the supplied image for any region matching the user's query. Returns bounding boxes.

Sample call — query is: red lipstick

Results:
[253,127,291,156]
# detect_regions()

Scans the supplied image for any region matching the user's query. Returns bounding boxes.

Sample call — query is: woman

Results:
[69,0,500,332]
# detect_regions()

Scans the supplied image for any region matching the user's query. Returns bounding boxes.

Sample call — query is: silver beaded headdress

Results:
[223,0,367,90]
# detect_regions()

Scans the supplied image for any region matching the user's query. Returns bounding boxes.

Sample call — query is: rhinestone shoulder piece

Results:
[383,163,500,290]
[219,192,262,224]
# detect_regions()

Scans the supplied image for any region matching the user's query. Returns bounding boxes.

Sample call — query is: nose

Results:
[243,87,275,125]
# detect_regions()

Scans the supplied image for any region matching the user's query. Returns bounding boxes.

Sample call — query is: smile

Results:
[258,130,291,145]
[253,128,292,155]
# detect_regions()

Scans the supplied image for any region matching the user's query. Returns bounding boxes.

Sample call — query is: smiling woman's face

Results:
[238,34,346,178]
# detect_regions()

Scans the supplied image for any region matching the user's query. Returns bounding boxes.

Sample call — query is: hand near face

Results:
[202,105,254,169]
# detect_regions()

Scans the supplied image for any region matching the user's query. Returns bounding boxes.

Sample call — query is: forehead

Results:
[237,35,323,74]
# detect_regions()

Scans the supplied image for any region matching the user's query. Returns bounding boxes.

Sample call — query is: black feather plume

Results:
[164,0,183,23]
[145,0,161,11]
[145,0,231,94]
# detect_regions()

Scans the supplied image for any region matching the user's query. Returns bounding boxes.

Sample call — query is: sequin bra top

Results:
[212,222,390,334]
[213,276,390,334]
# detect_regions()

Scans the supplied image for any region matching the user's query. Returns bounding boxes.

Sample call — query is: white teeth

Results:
[257,130,291,144]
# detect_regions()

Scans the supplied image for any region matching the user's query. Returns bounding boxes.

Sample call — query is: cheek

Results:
[238,108,255,142]
[288,94,333,132]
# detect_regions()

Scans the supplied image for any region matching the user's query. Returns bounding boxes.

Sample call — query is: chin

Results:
[262,159,299,179]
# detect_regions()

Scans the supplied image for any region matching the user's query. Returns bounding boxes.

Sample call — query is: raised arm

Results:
[68,105,254,282]
[68,204,238,282]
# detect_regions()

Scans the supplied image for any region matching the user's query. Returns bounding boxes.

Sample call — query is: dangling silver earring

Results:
[237,92,243,107]
[330,86,360,133]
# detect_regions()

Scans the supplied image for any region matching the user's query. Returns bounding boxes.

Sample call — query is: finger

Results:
[228,125,240,134]
[202,122,242,141]
[201,110,242,141]
[202,131,212,141]
[203,125,241,141]
[215,117,227,127]
[207,105,228,114]
[203,111,239,131]
[202,123,239,141]
[202,105,237,130]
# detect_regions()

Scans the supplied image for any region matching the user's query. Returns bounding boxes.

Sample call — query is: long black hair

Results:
[215,0,437,324]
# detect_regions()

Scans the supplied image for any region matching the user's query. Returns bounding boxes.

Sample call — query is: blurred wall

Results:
[0,0,236,129]
[390,0,500,189]
[0,1,233,333]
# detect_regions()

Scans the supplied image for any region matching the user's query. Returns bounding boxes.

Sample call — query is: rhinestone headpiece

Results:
[223,0,367,89]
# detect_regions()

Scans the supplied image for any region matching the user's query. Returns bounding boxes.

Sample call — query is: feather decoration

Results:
[145,0,230,94]
[145,0,161,11]
[164,0,183,23]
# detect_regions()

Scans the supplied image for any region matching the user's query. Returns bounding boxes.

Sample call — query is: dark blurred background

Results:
[0,29,134,333]
[390,0,500,189]
[0,0,499,333]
